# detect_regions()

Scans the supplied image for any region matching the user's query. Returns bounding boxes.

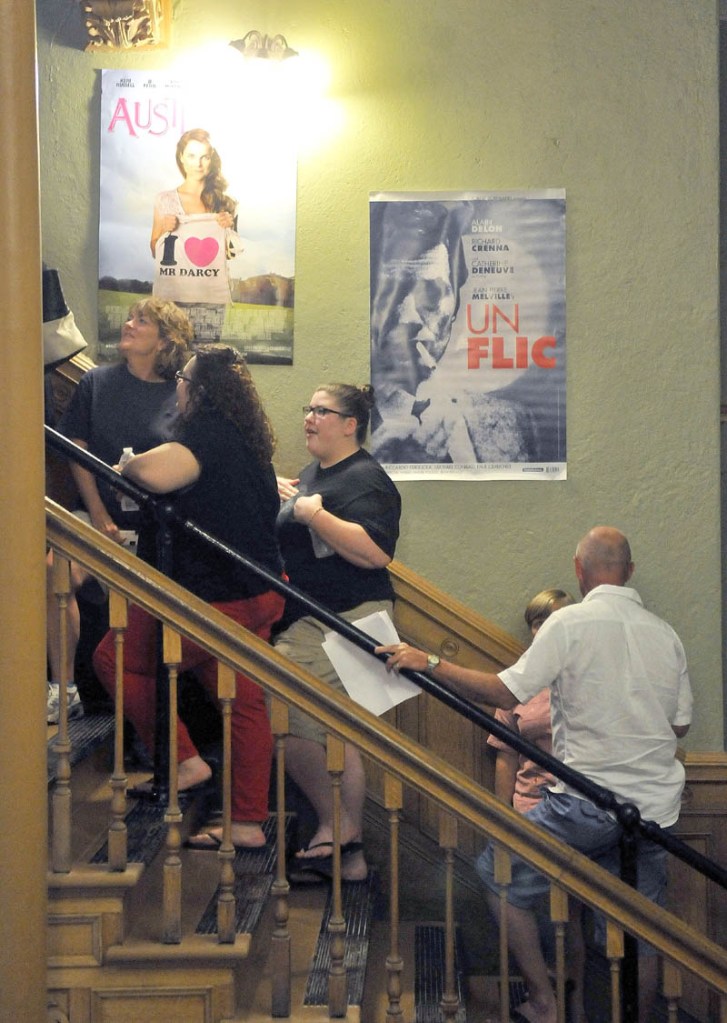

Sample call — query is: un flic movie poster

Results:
[98,69,296,364]
[370,190,566,481]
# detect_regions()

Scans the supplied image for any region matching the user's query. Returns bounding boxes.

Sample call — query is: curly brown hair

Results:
[180,344,276,463]
[127,298,194,380]
[175,128,237,216]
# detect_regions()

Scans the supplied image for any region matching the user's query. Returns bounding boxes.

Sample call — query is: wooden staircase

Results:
[43,504,727,1023]
[46,716,702,1023]
[46,713,490,1023]
[45,717,414,1023]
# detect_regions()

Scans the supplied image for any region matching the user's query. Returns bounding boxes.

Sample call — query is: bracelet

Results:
[308,506,323,525]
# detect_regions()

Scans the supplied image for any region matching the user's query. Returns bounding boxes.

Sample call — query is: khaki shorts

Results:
[273,599,394,744]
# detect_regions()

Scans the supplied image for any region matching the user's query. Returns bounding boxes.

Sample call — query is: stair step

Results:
[415,922,466,1023]
[105,930,252,964]
[197,873,273,937]
[47,710,114,787]
[90,797,169,866]
[88,779,233,867]
[195,816,292,937]
[303,870,378,1009]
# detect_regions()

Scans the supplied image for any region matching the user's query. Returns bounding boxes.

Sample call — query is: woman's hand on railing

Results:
[89,506,124,544]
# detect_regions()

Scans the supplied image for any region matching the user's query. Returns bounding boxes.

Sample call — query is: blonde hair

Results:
[524,588,575,630]
[127,298,194,380]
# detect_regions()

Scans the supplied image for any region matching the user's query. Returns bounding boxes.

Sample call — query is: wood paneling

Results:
[672,753,727,1020]
[388,558,727,1013]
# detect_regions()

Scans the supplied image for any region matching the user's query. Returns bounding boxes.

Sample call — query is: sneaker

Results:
[47,682,84,725]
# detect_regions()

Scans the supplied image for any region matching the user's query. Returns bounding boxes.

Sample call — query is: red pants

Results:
[93,591,284,823]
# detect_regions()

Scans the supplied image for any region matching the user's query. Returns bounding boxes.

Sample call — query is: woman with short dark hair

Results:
[274,382,402,882]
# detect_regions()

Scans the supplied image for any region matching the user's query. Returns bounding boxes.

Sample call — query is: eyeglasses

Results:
[302,405,349,418]
[175,371,193,384]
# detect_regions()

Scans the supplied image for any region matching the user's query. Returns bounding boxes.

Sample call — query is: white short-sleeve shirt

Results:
[499,585,692,827]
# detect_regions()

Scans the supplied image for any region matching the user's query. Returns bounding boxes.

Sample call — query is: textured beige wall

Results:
[36,0,723,748]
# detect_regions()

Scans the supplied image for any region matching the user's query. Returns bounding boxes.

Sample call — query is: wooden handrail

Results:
[45,497,727,999]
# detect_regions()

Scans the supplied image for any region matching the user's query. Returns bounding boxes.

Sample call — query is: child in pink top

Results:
[487,588,588,1023]
[487,588,574,809]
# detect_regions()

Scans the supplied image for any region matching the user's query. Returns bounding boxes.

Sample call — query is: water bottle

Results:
[310,529,334,559]
[118,447,138,512]
[309,509,334,559]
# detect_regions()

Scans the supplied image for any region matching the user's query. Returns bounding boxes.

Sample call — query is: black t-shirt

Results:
[145,411,283,602]
[276,448,401,629]
[59,362,178,525]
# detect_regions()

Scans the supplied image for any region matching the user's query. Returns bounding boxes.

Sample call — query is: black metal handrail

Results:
[44,423,727,893]
[46,423,727,1021]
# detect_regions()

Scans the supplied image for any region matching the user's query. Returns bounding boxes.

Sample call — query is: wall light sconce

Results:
[229,31,298,61]
[78,0,170,50]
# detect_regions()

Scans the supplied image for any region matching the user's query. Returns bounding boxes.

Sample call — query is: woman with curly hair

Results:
[93,345,285,849]
[47,298,193,723]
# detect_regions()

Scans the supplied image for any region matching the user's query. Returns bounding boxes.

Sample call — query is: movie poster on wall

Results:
[98,69,296,363]
[370,191,566,480]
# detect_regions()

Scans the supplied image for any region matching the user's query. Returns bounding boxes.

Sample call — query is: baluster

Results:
[50,554,72,873]
[662,959,681,1023]
[384,773,403,1022]
[605,919,624,1023]
[549,884,568,1023]
[215,661,236,944]
[161,624,182,943]
[493,845,512,1023]
[326,734,348,1017]
[269,697,291,1017]
[107,591,128,871]
[439,811,460,1022]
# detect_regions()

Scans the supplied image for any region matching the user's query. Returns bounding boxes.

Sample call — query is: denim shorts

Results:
[476,790,670,954]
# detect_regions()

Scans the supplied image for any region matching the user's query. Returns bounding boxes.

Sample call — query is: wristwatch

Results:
[427,653,441,672]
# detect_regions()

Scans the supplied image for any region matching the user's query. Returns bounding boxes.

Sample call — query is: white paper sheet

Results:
[321,610,421,716]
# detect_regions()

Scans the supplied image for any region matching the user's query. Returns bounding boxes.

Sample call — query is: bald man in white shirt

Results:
[378,527,692,1023]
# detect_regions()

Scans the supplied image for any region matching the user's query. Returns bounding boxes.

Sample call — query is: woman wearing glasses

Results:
[47,298,192,722]
[274,384,401,882]
[93,344,285,850]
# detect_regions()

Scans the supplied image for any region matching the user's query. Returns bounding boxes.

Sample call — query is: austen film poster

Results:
[99,69,296,363]
[370,191,566,480]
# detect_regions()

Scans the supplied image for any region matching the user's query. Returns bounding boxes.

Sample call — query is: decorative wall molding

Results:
[47,1005,70,1023]
[78,0,170,50]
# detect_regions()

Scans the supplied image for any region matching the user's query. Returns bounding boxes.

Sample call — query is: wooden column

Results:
[0,2,47,1021]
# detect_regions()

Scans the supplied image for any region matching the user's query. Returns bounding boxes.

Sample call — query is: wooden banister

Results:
[46,498,727,1019]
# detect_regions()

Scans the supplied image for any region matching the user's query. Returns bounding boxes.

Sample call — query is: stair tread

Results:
[105,930,252,964]
[90,797,169,866]
[195,816,290,937]
[414,921,466,1022]
[47,710,114,786]
[303,869,378,1008]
